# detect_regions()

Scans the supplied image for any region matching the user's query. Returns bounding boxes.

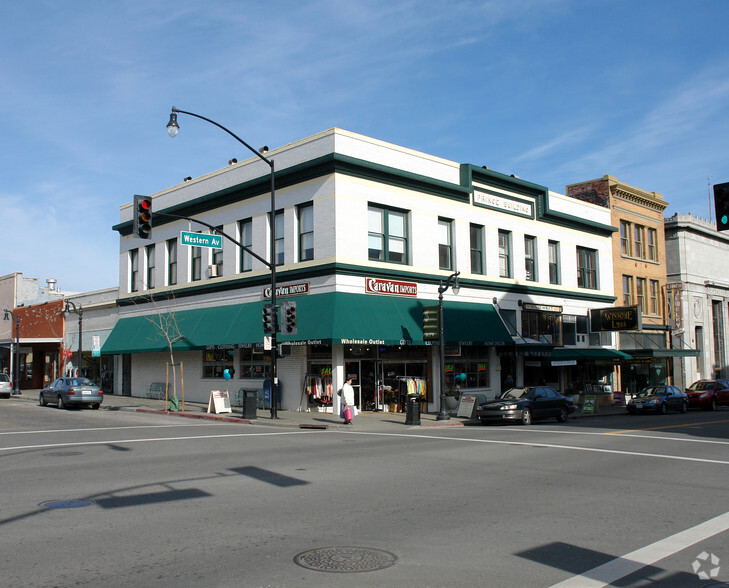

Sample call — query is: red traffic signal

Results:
[133,195,152,239]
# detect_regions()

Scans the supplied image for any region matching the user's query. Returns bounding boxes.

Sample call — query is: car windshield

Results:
[688,381,711,391]
[635,387,665,398]
[500,387,532,400]
[68,378,95,386]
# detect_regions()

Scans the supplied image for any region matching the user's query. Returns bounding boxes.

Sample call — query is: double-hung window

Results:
[368,205,408,263]
[274,211,284,266]
[633,225,644,259]
[470,224,484,274]
[438,218,453,270]
[298,203,314,262]
[576,247,597,289]
[620,220,631,256]
[145,245,155,290]
[623,275,633,306]
[191,243,202,282]
[498,230,512,278]
[167,238,177,286]
[647,229,658,262]
[212,226,223,273]
[524,235,536,281]
[238,218,252,272]
[548,240,560,284]
[649,279,660,315]
[636,277,646,312]
[129,249,138,293]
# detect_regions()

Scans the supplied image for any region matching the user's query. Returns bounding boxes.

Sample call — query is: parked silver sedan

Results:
[39,377,103,409]
[0,373,11,398]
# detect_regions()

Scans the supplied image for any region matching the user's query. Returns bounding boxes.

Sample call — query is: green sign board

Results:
[423,305,439,340]
[582,395,597,414]
[180,231,223,249]
[590,305,641,332]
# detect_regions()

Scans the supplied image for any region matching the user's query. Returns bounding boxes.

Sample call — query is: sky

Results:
[2,0,728,293]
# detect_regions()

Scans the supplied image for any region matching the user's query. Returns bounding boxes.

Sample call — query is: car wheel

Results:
[39,392,47,407]
[681,401,688,413]
[520,407,532,425]
[710,397,717,411]
[57,395,66,409]
[92,403,100,410]
[660,402,668,415]
[556,407,568,423]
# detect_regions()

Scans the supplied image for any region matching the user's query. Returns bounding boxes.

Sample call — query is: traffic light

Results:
[133,195,152,239]
[282,301,297,335]
[262,303,279,334]
[714,182,729,232]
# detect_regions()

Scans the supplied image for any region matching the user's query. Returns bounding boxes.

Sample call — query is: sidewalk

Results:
[7,389,627,431]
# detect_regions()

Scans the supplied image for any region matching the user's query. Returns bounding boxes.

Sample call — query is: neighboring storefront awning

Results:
[625,348,700,359]
[551,348,632,362]
[102,292,513,354]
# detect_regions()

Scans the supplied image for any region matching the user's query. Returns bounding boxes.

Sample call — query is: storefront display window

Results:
[203,348,234,379]
[444,346,490,390]
[521,307,563,345]
[239,347,270,379]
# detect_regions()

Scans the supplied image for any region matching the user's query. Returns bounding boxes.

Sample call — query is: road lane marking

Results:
[0,423,216,436]
[548,510,729,587]
[609,418,729,434]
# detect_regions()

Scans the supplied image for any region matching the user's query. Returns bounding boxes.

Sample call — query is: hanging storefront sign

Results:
[366,278,418,296]
[522,303,563,313]
[422,305,439,340]
[590,306,642,332]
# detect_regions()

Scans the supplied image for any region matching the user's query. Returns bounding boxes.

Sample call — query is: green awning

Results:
[551,348,632,362]
[102,292,513,354]
[626,348,700,359]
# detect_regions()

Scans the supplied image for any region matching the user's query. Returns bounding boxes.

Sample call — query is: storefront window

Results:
[239,347,271,379]
[521,309,563,345]
[444,346,490,390]
[202,348,234,378]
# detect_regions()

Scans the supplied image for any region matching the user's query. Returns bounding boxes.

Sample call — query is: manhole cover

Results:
[38,499,96,509]
[43,451,84,457]
[294,546,397,573]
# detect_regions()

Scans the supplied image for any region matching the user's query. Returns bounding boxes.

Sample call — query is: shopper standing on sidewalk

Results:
[340,377,355,425]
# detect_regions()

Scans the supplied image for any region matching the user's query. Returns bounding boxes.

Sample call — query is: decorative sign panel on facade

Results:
[473,190,533,218]
[590,306,642,332]
[263,282,310,299]
[366,278,418,296]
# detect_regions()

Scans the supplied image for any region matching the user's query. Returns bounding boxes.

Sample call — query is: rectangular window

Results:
[548,240,560,284]
[298,203,314,262]
[622,275,633,306]
[649,279,660,315]
[620,221,631,256]
[239,347,271,379]
[212,226,223,270]
[470,224,484,274]
[713,300,725,372]
[576,247,597,289]
[524,235,536,281]
[634,225,644,259]
[696,325,703,372]
[636,277,646,313]
[239,219,252,272]
[562,315,576,346]
[498,230,512,278]
[167,238,177,286]
[145,245,155,290]
[191,243,202,282]
[438,218,453,270]
[202,349,234,379]
[129,249,138,293]
[647,228,658,262]
[368,205,408,264]
[274,211,284,266]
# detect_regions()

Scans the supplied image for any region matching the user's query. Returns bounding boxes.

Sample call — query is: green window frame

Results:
[576,247,598,289]
[298,203,314,262]
[470,223,484,275]
[368,205,408,264]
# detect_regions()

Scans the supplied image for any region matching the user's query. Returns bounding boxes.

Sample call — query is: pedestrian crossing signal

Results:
[714,182,729,232]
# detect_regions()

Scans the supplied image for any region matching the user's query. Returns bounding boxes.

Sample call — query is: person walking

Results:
[340,377,355,424]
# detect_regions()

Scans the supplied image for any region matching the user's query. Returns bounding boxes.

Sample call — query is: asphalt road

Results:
[1,401,728,588]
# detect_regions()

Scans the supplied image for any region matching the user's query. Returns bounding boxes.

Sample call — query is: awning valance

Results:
[551,348,632,362]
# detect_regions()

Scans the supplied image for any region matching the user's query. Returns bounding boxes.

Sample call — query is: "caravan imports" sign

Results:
[366,278,418,297]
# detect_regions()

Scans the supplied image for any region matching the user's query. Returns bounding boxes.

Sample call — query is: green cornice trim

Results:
[117,262,616,307]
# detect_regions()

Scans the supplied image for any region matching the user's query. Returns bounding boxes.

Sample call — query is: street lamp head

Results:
[166,111,180,138]
[451,275,460,296]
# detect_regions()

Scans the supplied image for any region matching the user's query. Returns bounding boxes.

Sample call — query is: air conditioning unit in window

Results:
[208,264,220,277]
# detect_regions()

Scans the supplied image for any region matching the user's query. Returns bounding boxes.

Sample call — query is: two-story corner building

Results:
[102,128,621,412]
[665,213,729,387]
[567,175,697,395]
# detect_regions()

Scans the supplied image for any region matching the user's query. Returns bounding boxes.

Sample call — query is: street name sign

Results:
[180,231,222,249]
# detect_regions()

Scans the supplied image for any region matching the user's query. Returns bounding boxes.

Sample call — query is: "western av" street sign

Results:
[180,231,222,249]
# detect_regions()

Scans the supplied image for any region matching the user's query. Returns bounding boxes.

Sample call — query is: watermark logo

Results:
[693,551,721,580]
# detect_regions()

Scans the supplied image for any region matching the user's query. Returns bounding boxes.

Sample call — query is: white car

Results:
[0,373,11,398]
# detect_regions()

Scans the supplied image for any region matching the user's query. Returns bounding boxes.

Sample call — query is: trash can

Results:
[242,389,258,420]
[405,394,420,425]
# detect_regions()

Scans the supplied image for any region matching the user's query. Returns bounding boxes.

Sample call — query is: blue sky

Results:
[2,0,728,293]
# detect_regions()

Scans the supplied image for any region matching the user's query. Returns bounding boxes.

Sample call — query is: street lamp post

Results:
[3,309,20,395]
[64,301,83,377]
[437,272,460,421]
[166,107,279,419]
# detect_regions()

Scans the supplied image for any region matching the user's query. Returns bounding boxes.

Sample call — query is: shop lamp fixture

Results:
[437,271,460,421]
[167,107,279,419]
[3,309,20,395]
